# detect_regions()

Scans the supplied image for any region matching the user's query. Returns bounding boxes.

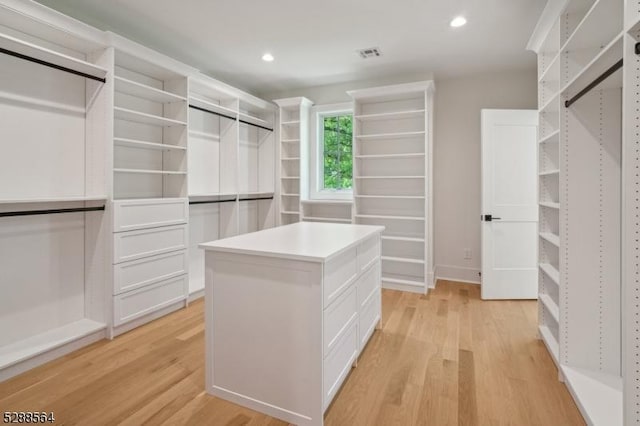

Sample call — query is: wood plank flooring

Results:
[0,281,584,425]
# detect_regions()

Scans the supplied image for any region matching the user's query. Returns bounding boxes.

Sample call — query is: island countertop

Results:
[199,221,384,262]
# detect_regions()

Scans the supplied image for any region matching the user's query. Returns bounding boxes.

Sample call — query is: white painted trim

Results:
[188,288,205,303]
[435,264,481,284]
[526,0,569,52]
[111,300,185,337]
[347,80,435,99]
[382,281,427,294]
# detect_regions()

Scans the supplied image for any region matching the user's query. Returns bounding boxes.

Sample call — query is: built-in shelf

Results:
[239,112,272,129]
[189,192,237,202]
[539,130,560,144]
[539,293,560,323]
[381,256,425,265]
[355,195,425,200]
[239,192,274,200]
[540,92,560,114]
[355,176,425,180]
[355,153,425,159]
[539,263,560,285]
[303,217,351,223]
[381,235,425,243]
[114,107,187,127]
[356,214,424,221]
[0,196,107,204]
[355,109,425,121]
[561,366,622,426]
[188,130,220,141]
[538,325,559,366]
[0,32,108,82]
[281,193,300,197]
[281,177,301,180]
[281,211,300,215]
[0,319,106,370]
[538,52,560,85]
[282,157,301,161]
[539,232,560,247]
[281,120,300,126]
[114,137,186,151]
[539,201,560,209]
[114,168,187,175]
[561,0,623,57]
[301,200,353,205]
[282,139,300,143]
[539,169,560,177]
[189,95,238,118]
[357,131,425,141]
[115,76,186,103]
[561,32,623,98]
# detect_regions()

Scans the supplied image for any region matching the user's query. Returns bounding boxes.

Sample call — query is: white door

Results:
[481,109,538,300]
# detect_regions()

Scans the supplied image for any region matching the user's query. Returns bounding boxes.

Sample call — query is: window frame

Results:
[309,102,354,200]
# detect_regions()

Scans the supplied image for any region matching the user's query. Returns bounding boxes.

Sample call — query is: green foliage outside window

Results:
[323,114,353,190]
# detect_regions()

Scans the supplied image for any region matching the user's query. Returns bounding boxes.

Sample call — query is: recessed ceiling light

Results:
[262,53,274,62]
[450,16,467,28]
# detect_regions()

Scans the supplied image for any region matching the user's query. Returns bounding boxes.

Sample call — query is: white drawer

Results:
[323,285,357,358]
[356,260,380,307]
[323,321,357,410]
[113,224,187,264]
[113,275,187,326]
[324,247,358,308]
[357,235,379,272]
[113,198,188,232]
[359,289,381,353]
[114,250,187,295]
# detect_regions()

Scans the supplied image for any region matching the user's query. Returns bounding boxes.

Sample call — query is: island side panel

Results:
[204,251,323,426]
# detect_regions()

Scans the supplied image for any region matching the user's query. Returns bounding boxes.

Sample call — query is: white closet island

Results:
[200,222,383,426]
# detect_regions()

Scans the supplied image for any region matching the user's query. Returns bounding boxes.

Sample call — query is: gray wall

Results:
[260,68,538,284]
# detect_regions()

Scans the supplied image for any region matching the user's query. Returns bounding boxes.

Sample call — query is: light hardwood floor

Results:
[0,281,583,425]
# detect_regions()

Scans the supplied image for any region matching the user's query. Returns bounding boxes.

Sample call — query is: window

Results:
[310,103,353,200]
[321,114,353,191]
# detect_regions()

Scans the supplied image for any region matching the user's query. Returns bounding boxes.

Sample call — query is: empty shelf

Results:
[539,130,560,144]
[539,293,560,323]
[356,214,424,221]
[0,32,108,82]
[190,95,238,118]
[281,120,300,126]
[189,192,237,202]
[114,107,187,127]
[355,153,425,159]
[114,168,186,175]
[301,199,353,205]
[539,169,560,177]
[281,193,300,197]
[281,211,300,215]
[0,319,106,370]
[357,131,425,141]
[355,176,424,179]
[381,256,425,265]
[539,263,560,285]
[303,217,351,223]
[239,112,273,129]
[540,92,560,115]
[115,76,186,103]
[0,196,107,204]
[538,325,559,367]
[539,232,560,247]
[561,366,622,426]
[282,139,301,143]
[539,201,560,209]
[381,235,425,243]
[114,137,186,151]
[355,109,425,121]
[356,195,425,200]
[282,157,301,161]
[281,177,301,180]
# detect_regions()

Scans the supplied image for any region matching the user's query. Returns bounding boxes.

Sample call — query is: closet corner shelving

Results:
[348,81,434,294]
[0,3,110,381]
[301,199,353,224]
[530,0,627,423]
[273,97,313,225]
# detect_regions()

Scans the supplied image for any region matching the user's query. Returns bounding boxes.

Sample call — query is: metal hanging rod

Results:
[0,47,106,83]
[564,59,623,108]
[0,205,105,218]
[189,104,237,121]
[189,198,237,205]
[239,196,274,202]
[238,119,273,132]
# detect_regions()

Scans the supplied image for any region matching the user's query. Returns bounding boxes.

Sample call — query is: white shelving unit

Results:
[0,3,110,381]
[348,81,434,294]
[274,97,313,225]
[530,0,625,423]
[301,199,352,224]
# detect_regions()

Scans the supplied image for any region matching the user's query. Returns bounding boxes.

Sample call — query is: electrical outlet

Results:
[464,248,472,260]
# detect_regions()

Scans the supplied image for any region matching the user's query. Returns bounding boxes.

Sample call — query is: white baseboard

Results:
[188,288,205,303]
[435,264,481,285]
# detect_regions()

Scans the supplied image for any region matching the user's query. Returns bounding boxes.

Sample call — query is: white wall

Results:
[434,70,537,283]
[261,68,538,285]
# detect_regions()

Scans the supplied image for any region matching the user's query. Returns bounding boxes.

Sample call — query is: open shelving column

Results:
[274,97,313,225]
[348,82,434,294]
[187,77,238,297]
[531,0,625,423]
[301,200,353,224]
[0,4,110,380]
[109,33,193,336]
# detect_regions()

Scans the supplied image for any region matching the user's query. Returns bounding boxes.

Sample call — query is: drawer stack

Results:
[112,199,189,330]
[322,235,381,409]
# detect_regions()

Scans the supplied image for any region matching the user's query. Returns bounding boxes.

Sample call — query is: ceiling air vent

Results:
[358,47,382,59]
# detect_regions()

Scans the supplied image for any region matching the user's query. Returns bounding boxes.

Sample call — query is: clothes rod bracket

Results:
[0,205,106,218]
[564,59,623,108]
[0,47,106,83]
[635,42,640,55]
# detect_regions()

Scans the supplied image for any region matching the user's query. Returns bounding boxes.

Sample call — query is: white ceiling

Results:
[35,0,545,94]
